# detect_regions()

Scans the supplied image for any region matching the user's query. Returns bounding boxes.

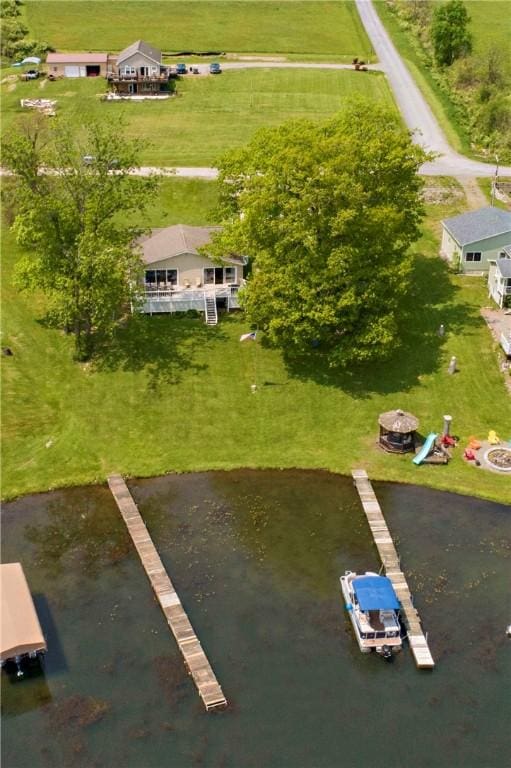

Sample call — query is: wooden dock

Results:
[108,474,227,710]
[351,469,435,669]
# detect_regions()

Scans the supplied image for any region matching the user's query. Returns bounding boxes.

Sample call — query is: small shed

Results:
[378,409,419,453]
[0,563,46,666]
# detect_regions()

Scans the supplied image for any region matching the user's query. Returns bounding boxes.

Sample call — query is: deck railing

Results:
[141,284,241,314]
[107,72,170,82]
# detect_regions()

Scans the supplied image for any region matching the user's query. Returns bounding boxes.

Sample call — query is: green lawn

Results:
[23,0,372,60]
[1,69,395,165]
[463,1,511,56]
[2,178,510,503]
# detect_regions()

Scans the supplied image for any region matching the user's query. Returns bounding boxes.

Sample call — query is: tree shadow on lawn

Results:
[283,254,480,397]
[93,314,227,392]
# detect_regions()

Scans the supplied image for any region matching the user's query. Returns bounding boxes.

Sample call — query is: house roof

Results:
[117,40,162,66]
[1,563,46,661]
[442,207,511,246]
[46,52,108,64]
[495,258,511,278]
[140,225,223,265]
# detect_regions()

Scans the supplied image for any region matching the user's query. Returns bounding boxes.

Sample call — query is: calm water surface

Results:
[2,471,510,768]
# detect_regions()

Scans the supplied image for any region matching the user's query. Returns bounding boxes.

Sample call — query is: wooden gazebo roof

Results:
[378,409,419,433]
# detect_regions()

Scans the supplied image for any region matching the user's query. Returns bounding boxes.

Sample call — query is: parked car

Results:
[175,63,187,75]
[22,69,40,80]
[209,62,222,74]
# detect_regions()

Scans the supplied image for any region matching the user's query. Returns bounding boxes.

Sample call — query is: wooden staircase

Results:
[204,294,218,325]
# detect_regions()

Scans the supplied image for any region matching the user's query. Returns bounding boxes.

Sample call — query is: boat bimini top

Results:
[352,575,400,611]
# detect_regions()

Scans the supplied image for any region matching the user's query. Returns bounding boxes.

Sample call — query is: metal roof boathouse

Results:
[1,563,47,675]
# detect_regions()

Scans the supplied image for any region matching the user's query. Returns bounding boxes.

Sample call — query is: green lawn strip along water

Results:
[1,69,394,166]
[373,0,472,157]
[2,177,510,504]
[23,0,371,59]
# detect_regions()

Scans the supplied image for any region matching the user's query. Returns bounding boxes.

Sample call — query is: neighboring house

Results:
[138,225,245,322]
[440,206,511,273]
[107,40,170,95]
[488,247,511,308]
[46,52,108,78]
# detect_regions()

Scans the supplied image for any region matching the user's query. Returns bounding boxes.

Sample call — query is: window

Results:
[465,252,482,262]
[145,269,177,287]
[123,66,135,75]
[204,267,236,284]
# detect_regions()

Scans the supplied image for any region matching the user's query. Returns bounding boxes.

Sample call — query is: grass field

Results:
[23,0,372,60]
[1,68,395,165]
[463,1,511,56]
[2,177,510,503]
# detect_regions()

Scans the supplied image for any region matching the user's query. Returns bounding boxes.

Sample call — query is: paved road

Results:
[355,0,511,177]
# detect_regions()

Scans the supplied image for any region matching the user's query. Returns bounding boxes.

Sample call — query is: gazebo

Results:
[378,409,419,454]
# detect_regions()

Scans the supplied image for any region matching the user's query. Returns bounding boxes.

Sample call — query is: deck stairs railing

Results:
[204,294,218,325]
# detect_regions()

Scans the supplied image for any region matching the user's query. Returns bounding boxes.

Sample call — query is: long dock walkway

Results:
[108,474,227,710]
[351,469,435,669]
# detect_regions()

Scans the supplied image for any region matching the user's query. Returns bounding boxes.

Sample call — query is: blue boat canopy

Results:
[352,575,400,611]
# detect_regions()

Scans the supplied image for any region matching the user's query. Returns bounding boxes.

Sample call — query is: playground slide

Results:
[413,433,437,465]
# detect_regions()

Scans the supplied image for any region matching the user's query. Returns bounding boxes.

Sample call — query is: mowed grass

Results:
[2,178,510,503]
[23,0,371,59]
[1,69,395,165]
[463,1,511,56]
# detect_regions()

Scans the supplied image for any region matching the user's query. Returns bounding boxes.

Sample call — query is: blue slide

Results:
[413,433,437,465]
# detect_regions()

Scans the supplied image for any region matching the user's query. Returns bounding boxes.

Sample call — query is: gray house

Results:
[440,206,511,273]
[107,40,169,94]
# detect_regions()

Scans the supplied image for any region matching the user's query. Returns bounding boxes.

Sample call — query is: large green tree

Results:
[430,0,472,67]
[209,99,429,367]
[3,116,158,359]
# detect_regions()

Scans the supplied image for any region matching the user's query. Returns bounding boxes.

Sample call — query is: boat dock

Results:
[107,474,227,711]
[351,469,435,669]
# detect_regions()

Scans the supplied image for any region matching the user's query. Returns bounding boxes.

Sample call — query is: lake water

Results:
[2,471,510,768]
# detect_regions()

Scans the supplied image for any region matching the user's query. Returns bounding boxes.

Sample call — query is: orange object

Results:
[468,436,481,450]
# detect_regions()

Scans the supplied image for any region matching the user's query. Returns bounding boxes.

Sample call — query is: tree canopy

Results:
[2,116,158,359]
[431,0,472,67]
[209,99,429,368]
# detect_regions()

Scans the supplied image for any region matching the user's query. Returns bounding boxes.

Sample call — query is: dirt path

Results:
[455,176,488,210]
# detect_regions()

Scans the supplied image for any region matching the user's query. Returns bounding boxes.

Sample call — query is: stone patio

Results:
[480,306,511,394]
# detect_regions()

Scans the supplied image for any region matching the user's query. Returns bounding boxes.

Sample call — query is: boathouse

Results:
[0,563,46,671]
